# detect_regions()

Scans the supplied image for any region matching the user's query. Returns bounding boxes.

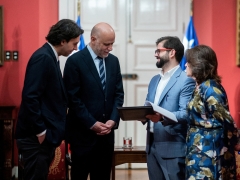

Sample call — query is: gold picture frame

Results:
[0,6,3,66]
[237,0,240,66]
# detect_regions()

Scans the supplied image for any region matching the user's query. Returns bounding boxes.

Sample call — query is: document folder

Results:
[117,101,178,122]
[117,106,154,121]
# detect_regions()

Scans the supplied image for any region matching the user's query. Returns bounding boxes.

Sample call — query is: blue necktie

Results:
[98,57,106,90]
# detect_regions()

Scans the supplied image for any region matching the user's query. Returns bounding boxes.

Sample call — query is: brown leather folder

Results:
[117,106,154,121]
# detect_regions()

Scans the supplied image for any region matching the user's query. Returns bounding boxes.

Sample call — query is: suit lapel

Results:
[44,43,68,100]
[158,67,182,105]
[82,48,105,94]
[149,75,161,102]
[147,75,160,130]
[56,61,68,100]
[104,56,111,94]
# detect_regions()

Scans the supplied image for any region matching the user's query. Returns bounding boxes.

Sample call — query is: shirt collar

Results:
[87,44,101,60]
[47,42,58,62]
[159,65,180,78]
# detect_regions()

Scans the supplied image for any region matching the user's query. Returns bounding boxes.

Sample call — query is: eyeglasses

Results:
[155,48,173,55]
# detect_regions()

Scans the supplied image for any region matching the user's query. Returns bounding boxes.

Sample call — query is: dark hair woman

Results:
[185,45,238,180]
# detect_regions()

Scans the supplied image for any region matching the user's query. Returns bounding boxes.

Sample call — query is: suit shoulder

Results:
[108,53,118,59]
[179,70,194,81]
[177,72,195,90]
[69,50,84,59]
[68,48,89,60]
[151,74,160,80]
[148,74,160,85]
[28,45,55,65]
[105,53,119,63]
[32,43,51,55]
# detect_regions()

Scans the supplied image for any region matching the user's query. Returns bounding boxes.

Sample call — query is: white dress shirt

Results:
[150,65,180,133]
[86,45,107,129]
[87,45,106,80]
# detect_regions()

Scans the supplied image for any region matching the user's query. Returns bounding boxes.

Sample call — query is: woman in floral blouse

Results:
[185,45,238,180]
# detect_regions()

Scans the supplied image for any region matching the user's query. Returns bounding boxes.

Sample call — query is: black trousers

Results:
[16,136,55,180]
[70,138,114,180]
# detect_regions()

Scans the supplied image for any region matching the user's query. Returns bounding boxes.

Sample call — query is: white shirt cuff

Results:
[36,130,46,137]
[90,122,97,129]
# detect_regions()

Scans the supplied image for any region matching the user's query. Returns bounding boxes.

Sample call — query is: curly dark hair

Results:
[156,36,184,63]
[46,19,84,45]
[186,45,221,84]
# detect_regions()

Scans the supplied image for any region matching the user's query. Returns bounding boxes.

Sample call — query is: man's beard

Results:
[156,57,169,68]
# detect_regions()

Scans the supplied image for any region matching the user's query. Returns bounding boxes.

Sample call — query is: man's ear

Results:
[169,49,176,58]
[61,40,66,45]
[91,36,96,42]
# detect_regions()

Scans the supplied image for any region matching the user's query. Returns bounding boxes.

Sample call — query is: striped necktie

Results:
[98,56,106,90]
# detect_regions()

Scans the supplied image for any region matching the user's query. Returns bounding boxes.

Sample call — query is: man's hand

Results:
[146,112,163,123]
[38,133,46,144]
[91,122,108,134]
[105,120,115,129]
[97,120,116,135]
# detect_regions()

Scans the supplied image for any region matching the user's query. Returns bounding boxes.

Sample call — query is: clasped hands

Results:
[91,120,115,135]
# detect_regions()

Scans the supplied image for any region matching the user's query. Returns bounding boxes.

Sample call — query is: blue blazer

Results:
[63,47,124,154]
[146,67,195,157]
[15,43,68,147]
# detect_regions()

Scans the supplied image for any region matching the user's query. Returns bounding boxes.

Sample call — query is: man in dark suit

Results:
[63,22,124,180]
[15,19,84,180]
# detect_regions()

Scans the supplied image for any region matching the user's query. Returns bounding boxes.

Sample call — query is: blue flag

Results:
[76,15,85,50]
[180,16,198,70]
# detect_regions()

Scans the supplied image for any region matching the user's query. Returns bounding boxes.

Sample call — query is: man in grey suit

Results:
[145,36,195,180]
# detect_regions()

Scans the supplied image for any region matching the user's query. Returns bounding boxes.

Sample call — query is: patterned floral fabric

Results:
[186,79,238,180]
[234,151,240,179]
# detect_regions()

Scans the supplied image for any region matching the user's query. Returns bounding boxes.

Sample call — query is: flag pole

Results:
[77,0,81,16]
[190,0,193,16]
[180,0,198,70]
[76,0,85,51]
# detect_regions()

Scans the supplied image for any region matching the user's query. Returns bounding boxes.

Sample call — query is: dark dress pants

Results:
[16,136,56,180]
[70,137,114,180]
